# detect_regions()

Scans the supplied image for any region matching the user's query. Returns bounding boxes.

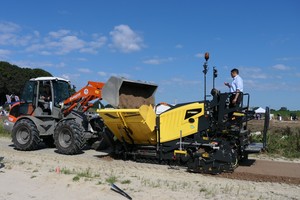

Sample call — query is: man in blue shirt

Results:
[224,68,243,106]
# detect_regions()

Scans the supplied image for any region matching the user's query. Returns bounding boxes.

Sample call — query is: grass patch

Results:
[60,167,75,175]
[106,175,118,184]
[58,167,100,183]
[267,127,300,158]
[77,168,93,179]
[121,179,131,184]
[73,175,80,182]
[0,117,11,138]
[251,127,300,158]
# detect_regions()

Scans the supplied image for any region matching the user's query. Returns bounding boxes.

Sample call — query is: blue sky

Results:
[0,0,299,110]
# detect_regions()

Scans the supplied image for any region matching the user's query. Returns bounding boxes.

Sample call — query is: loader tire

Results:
[54,120,85,155]
[12,119,40,151]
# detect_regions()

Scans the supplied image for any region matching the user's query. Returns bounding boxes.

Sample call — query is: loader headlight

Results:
[59,102,64,109]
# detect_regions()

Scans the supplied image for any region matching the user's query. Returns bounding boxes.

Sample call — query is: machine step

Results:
[245,142,264,153]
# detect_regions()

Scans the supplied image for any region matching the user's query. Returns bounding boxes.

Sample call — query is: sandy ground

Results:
[0,137,300,200]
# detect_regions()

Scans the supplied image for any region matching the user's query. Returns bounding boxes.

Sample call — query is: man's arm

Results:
[232,89,240,104]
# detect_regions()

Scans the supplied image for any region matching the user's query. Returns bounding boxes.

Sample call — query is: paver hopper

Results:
[99,76,158,145]
[102,76,158,108]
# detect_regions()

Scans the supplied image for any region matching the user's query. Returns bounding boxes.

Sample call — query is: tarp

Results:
[255,107,266,113]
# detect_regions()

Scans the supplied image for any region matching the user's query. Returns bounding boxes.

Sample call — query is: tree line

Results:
[0,61,52,105]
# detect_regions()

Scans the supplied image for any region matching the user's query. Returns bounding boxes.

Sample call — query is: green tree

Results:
[279,107,288,111]
[0,61,52,105]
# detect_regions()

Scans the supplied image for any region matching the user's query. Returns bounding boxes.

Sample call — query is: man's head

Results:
[230,68,239,78]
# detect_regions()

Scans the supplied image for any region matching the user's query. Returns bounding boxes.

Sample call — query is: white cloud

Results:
[58,10,71,15]
[25,44,44,52]
[0,22,34,46]
[12,60,54,68]
[0,21,21,33]
[26,31,106,55]
[49,29,71,38]
[61,73,80,82]
[61,74,70,80]
[80,36,107,54]
[98,71,107,77]
[271,64,291,71]
[0,49,11,56]
[110,72,131,78]
[143,57,174,65]
[143,58,161,65]
[109,24,144,53]
[56,62,66,68]
[240,67,268,79]
[175,44,183,49]
[77,57,87,62]
[97,71,131,79]
[58,35,85,54]
[78,68,92,73]
[161,77,201,86]
[134,66,142,71]
[195,53,204,58]
[0,33,32,46]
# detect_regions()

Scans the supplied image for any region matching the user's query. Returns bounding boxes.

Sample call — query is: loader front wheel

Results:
[12,119,40,151]
[54,120,85,155]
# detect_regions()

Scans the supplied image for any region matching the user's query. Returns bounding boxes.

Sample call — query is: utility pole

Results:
[203,52,209,103]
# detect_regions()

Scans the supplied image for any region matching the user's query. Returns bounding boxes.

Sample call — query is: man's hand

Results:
[224,82,230,87]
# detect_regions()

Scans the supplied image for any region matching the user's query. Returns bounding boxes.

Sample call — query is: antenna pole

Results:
[203,52,209,103]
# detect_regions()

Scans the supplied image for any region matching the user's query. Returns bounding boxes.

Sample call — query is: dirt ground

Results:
[248,118,300,133]
[1,135,300,200]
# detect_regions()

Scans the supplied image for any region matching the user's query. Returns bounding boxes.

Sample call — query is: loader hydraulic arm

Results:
[62,81,105,116]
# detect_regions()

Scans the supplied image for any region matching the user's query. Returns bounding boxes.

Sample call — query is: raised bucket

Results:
[102,76,158,108]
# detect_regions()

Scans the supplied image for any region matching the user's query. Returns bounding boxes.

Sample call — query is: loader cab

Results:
[14,77,71,117]
[35,77,71,116]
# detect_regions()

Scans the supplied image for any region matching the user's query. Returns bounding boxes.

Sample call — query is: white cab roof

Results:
[30,77,70,83]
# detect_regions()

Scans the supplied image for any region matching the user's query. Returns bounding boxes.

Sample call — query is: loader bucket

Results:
[102,76,158,108]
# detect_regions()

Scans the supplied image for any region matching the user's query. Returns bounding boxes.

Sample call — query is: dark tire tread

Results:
[12,119,40,151]
[54,120,85,155]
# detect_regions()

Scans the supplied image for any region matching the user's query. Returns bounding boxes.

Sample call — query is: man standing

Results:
[224,68,243,106]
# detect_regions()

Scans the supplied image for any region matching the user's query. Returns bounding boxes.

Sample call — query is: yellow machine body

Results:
[159,102,204,143]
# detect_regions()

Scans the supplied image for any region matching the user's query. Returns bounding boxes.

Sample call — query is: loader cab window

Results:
[52,80,71,107]
[21,81,36,103]
[19,81,37,115]
[39,81,52,101]
[38,81,52,114]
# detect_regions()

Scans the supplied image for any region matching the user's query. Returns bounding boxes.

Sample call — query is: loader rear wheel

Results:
[12,119,40,151]
[54,120,86,155]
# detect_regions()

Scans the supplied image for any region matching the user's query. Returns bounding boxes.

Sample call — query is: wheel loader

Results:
[4,77,107,154]
[97,54,269,174]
